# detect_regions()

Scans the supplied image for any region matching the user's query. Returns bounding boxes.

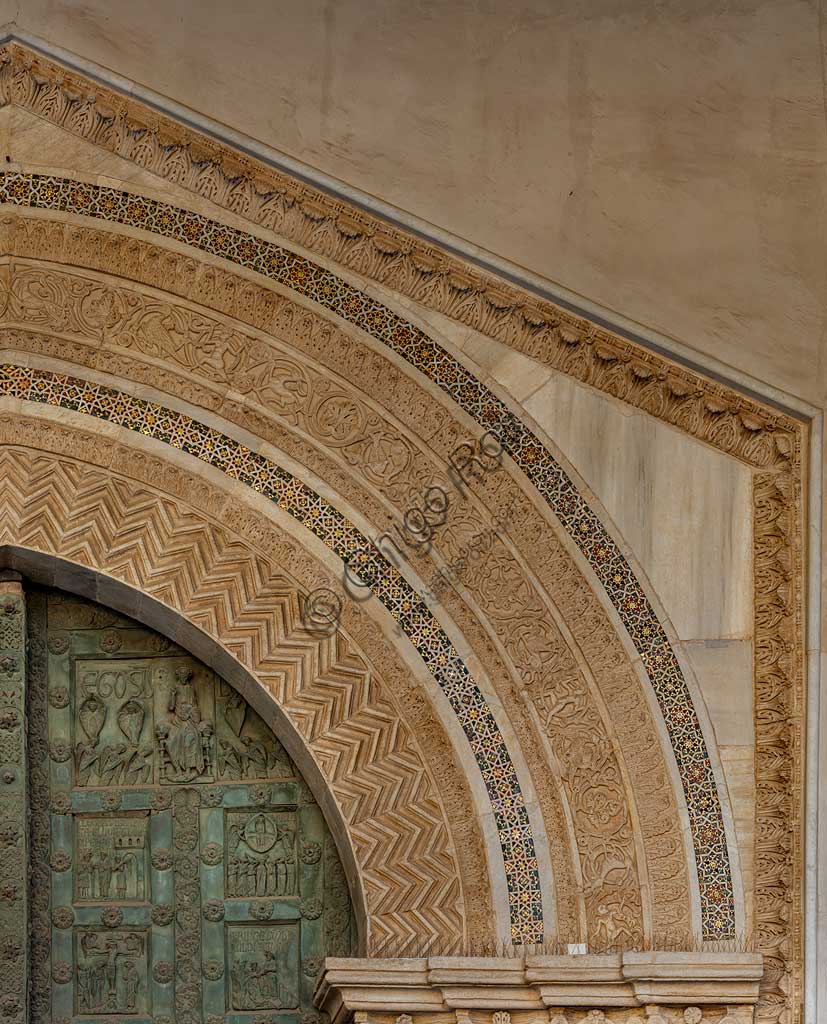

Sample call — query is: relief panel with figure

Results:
[74,929,148,1015]
[227,924,300,1011]
[226,810,297,898]
[21,588,355,1024]
[74,661,154,787]
[75,816,149,902]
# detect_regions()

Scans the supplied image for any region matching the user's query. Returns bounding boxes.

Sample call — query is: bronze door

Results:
[18,587,352,1024]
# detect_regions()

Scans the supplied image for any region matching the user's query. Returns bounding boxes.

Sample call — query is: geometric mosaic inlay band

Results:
[0,362,544,944]
[0,172,734,938]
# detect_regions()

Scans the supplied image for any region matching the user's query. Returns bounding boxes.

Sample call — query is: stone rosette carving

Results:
[49,850,71,872]
[150,904,174,927]
[175,827,198,851]
[100,791,122,811]
[152,848,173,871]
[201,841,223,866]
[50,907,73,930]
[47,687,69,709]
[50,793,71,815]
[48,740,71,763]
[301,840,322,865]
[248,783,271,805]
[249,900,273,921]
[302,955,323,977]
[203,898,225,922]
[51,961,72,984]
[100,907,124,928]
[151,790,173,811]
[300,896,323,920]
[98,630,122,653]
[152,960,174,984]
[203,959,224,980]
[47,635,69,655]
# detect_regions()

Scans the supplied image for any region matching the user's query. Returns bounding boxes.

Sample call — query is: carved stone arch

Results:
[0,226,701,948]
[0,141,752,955]
[0,228,712,946]
[0,411,496,951]
[0,41,800,1018]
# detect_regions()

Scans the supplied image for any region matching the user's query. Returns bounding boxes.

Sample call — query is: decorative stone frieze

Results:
[0,425,480,947]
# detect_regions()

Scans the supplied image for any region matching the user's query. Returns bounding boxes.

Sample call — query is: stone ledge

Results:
[315,953,763,1021]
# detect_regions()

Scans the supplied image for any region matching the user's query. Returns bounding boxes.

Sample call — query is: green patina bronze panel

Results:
[20,588,354,1024]
[0,579,27,1024]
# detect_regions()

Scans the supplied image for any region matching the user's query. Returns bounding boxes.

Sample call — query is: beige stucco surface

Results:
[0,0,822,408]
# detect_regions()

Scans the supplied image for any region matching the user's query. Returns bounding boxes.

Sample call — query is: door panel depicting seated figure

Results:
[25,588,354,1024]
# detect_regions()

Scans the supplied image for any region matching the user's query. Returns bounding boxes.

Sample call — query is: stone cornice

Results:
[315,953,764,1019]
[0,42,801,473]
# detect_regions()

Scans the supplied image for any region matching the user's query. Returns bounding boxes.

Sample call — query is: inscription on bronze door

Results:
[14,589,354,1024]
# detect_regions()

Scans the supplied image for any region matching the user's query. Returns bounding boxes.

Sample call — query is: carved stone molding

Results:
[752,472,804,1023]
[0,44,798,477]
[0,577,26,1024]
[0,214,802,1017]
[0,327,700,950]
[0,43,804,1018]
[0,423,489,950]
[0,246,699,949]
[0,170,765,945]
[315,953,764,1023]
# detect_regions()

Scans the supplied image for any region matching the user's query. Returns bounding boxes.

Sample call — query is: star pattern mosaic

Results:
[0,362,543,943]
[0,173,735,939]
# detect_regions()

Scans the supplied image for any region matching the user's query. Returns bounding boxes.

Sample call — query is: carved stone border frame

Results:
[0,41,806,1021]
[0,172,737,946]
[0,416,496,951]
[0,239,705,955]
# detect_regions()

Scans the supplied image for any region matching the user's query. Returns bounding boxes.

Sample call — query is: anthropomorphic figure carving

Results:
[121,959,139,1011]
[156,666,213,781]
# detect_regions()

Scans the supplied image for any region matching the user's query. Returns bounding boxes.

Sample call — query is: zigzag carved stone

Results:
[0,435,474,950]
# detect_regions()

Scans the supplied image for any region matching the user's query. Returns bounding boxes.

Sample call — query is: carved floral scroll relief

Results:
[0,42,801,1016]
[0,170,736,942]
